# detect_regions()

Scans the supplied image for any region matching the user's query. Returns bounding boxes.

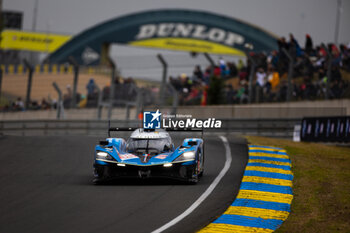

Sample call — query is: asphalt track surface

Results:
[0,134,248,233]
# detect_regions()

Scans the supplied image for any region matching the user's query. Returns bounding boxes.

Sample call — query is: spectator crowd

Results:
[1,33,350,112]
[170,33,350,105]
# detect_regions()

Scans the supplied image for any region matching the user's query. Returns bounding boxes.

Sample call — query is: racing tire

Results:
[186,162,200,185]
[198,153,204,177]
[93,166,107,185]
[187,171,199,185]
[92,177,104,185]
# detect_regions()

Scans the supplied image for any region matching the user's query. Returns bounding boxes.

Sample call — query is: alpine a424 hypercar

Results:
[93,127,204,184]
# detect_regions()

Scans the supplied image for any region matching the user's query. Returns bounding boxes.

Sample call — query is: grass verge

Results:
[245,136,350,232]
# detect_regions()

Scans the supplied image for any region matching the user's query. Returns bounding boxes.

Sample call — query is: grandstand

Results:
[1,72,110,102]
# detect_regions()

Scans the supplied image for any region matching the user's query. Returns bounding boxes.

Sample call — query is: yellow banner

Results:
[0,30,72,53]
[129,38,245,56]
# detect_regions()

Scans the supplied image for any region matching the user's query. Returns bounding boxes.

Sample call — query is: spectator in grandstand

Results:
[162,32,350,106]
[277,80,288,102]
[289,33,302,58]
[213,66,221,77]
[31,100,41,110]
[85,78,99,107]
[122,77,138,102]
[63,85,72,108]
[277,37,289,73]
[227,62,238,77]
[86,78,96,96]
[340,44,350,71]
[180,73,192,94]
[331,65,342,82]
[330,80,342,99]
[302,76,317,100]
[267,66,280,92]
[169,76,182,91]
[235,81,248,104]
[193,65,203,82]
[51,99,57,110]
[219,57,226,70]
[183,83,202,105]
[102,83,110,101]
[225,84,236,104]
[305,34,313,55]
[41,98,50,110]
[267,50,279,69]
[316,82,327,99]
[256,67,267,87]
[14,97,24,111]
[237,59,245,71]
[264,66,279,101]
[238,67,248,82]
[203,66,211,84]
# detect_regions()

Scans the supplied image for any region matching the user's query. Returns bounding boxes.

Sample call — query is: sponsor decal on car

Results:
[155,154,168,159]
[119,153,138,160]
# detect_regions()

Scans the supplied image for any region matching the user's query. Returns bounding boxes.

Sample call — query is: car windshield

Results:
[126,138,171,154]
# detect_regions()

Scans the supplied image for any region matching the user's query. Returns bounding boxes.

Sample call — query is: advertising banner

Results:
[0,30,71,53]
[301,116,350,143]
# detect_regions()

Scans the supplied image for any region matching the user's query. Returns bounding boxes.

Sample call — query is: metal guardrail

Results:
[0,118,300,138]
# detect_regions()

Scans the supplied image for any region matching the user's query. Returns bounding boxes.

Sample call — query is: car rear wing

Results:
[108,127,137,137]
[165,128,204,139]
[108,127,203,138]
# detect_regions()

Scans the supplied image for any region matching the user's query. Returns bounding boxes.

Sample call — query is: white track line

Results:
[151,136,232,233]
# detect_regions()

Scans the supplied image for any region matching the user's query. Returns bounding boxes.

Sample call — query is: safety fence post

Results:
[107,57,116,120]
[246,53,256,104]
[204,53,215,76]
[135,89,143,120]
[157,54,168,106]
[68,56,79,108]
[93,83,103,120]
[167,83,178,115]
[23,59,34,109]
[321,44,333,100]
[0,67,3,99]
[52,82,65,119]
[282,48,294,102]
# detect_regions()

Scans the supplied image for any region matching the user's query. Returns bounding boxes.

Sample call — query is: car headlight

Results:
[174,151,196,162]
[96,151,113,160]
[183,151,196,159]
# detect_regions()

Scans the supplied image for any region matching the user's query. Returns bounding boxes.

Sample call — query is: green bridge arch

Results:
[49,9,278,65]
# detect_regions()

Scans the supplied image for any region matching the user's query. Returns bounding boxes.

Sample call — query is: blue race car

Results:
[93,127,204,184]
